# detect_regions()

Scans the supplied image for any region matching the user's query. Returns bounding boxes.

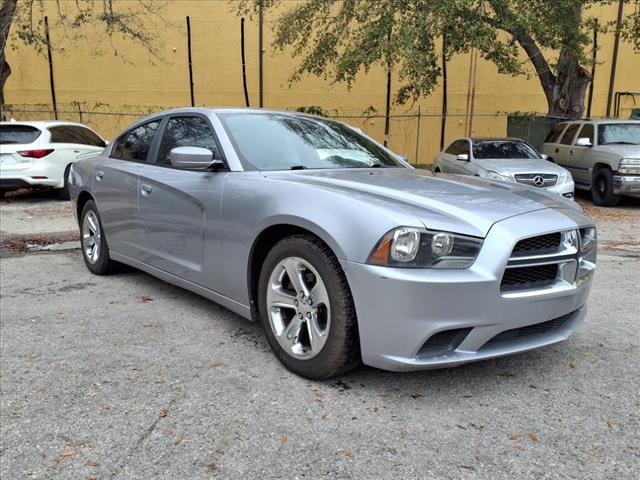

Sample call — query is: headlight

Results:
[580,226,597,252]
[559,170,573,184]
[618,158,640,175]
[486,170,511,181]
[368,227,483,268]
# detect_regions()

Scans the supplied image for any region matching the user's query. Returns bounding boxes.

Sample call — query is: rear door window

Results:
[545,123,566,143]
[0,125,42,145]
[49,125,106,147]
[155,116,219,166]
[559,124,580,145]
[112,120,161,162]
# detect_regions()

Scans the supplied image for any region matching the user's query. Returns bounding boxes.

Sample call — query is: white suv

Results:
[0,121,107,199]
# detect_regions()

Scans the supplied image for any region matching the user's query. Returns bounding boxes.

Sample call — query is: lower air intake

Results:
[480,312,573,350]
[416,328,472,357]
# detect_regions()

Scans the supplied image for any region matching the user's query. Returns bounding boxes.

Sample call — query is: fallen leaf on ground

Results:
[342,448,353,459]
[529,432,538,442]
[138,295,153,303]
[372,406,379,414]
[457,465,475,471]
[213,361,225,368]
[280,436,288,444]
[567,362,576,369]
[510,434,523,441]
[203,462,218,473]
[321,413,332,421]
[174,436,183,445]
[86,460,99,467]
[159,409,168,418]
[456,424,467,430]
[607,421,617,431]
[314,391,325,406]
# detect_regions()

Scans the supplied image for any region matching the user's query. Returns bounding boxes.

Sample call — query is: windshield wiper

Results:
[289,165,307,170]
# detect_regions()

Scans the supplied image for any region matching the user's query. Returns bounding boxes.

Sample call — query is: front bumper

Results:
[544,180,575,199]
[613,174,640,196]
[343,208,595,371]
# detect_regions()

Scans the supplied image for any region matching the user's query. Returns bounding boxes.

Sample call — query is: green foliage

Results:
[233,0,640,107]
[295,105,330,117]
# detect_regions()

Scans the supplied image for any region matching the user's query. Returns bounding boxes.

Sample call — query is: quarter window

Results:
[49,125,106,147]
[559,124,580,145]
[112,120,161,162]
[0,125,41,144]
[156,116,219,166]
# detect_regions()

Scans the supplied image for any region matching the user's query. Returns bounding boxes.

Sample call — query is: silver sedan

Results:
[433,137,575,198]
[69,109,596,379]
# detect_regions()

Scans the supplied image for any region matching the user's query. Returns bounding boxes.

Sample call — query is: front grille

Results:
[416,328,472,357]
[514,173,558,188]
[512,233,561,256]
[501,264,558,291]
[480,313,573,350]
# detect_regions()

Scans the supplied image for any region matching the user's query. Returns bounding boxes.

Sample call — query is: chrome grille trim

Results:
[514,173,558,188]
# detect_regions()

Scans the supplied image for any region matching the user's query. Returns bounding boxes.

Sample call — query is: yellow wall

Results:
[4,0,640,164]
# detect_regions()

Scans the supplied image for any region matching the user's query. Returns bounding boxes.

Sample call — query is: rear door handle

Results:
[140,184,153,196]
[96,170,104,181]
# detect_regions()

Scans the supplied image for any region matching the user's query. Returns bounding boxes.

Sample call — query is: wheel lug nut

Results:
[298,313,303,319]
[306,312,312,319]
[294,300,298,306]
[307,298,313,305]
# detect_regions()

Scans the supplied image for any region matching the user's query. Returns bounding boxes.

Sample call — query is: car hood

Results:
[265,168,580,237]
[593,144,640,157]
[472,158,565,175]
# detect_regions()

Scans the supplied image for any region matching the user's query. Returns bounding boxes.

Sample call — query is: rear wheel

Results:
[258,235,360,379]
[591,168,620,207]
[80,200,115,274]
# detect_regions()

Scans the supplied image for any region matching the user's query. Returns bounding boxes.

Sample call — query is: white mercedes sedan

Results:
[433,138,575,199]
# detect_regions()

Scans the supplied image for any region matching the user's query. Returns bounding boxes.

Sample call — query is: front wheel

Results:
[80,200,116,274]
[258,235,360,379]
[591,168,621,207]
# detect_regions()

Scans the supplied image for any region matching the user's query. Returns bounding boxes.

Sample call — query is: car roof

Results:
[557,119,640,125]
[0,120,93,129]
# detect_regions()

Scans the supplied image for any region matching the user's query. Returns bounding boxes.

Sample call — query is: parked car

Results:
[433,137,575,198]
[69,108,596,379]
[541,119,640,206]
[0,120,107,199]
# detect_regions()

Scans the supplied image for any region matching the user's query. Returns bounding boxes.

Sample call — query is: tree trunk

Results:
[0,0,17,119]
[547,49,592,119]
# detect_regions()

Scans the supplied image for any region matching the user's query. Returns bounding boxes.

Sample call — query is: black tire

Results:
[80,200,116,274]
[591,168,621,207]
[57,164,71,200]
[257,235,361,379]
[433,167,441,173]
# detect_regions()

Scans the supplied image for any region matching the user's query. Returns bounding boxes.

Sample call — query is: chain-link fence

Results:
[2,104,560,167]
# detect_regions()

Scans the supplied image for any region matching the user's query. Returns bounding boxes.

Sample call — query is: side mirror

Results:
[169,146,221,170]
[456,154,470,161]
[575,137,592,147]
[541,153,549,160]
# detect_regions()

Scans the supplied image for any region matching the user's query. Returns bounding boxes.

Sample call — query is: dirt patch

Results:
[0,232,80,258]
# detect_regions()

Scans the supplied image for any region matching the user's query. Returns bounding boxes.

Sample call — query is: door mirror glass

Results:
[541,153,549,160]
[575,137,592,147]
[170,146,219,170]
[456,153,470,161]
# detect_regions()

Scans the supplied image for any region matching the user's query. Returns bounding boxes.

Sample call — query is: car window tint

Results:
[49,125,105,147]
[116,120,161,162]
[156,116,218,166]
[472,141,540,159]
[458,140,470,155]
[559,124,579,145]
[577,124,594,144]
[0,125,41,144]
[444,142,459,155]
[545,123,566,143]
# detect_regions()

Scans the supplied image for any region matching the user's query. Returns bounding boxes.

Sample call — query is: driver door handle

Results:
[140,184,153,196]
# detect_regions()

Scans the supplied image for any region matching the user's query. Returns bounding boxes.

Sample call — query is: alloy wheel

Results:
[82,210,101,264]
[266,256,331,359]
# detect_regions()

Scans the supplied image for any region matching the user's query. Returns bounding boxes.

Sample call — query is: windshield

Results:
[472,141,541,160]
[598,123,640,145]
[218,113,405,171]
[0,125,41,145]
